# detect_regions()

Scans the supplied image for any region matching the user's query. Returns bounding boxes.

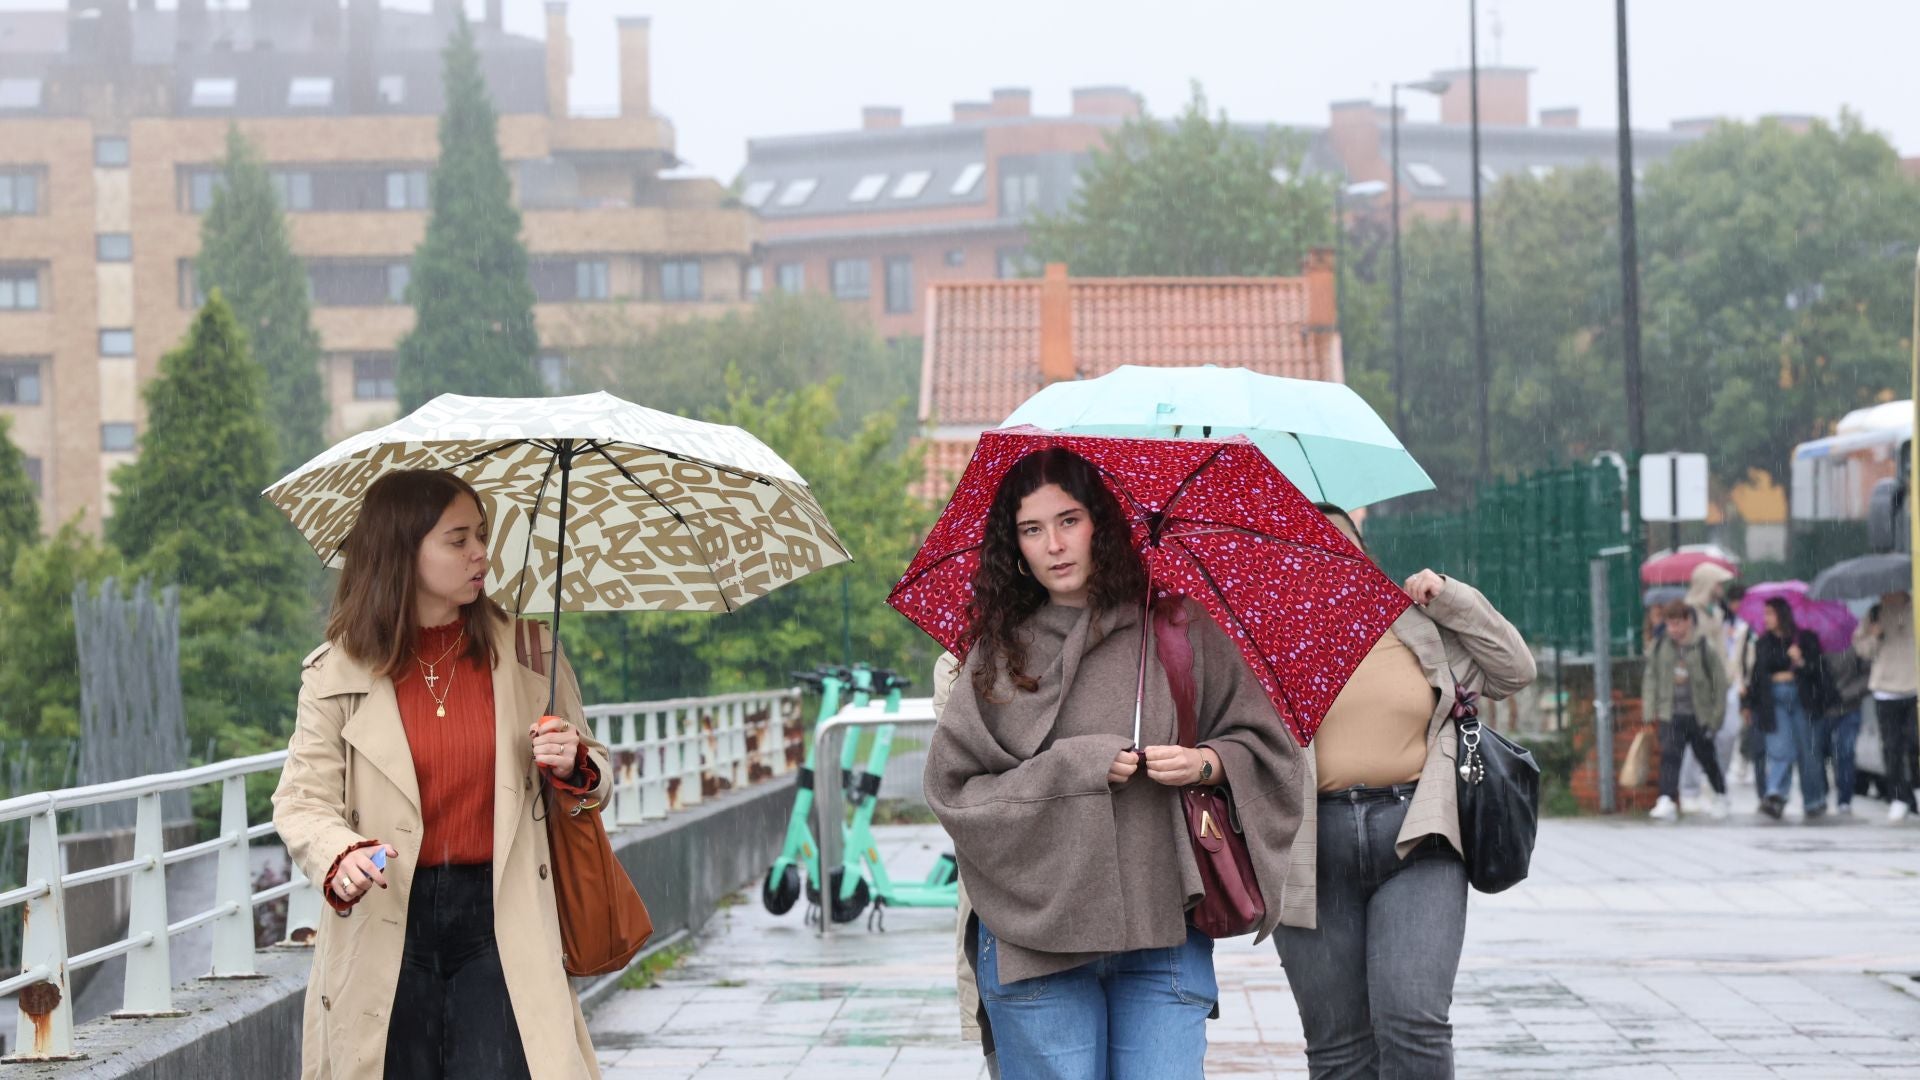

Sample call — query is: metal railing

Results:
[0,687,804,1062]
[811,698,939,939]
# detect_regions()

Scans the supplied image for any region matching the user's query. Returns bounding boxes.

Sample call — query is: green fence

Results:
[1367,461,1642,656]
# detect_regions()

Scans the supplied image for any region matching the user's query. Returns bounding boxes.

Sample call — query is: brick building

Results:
[0,0,755,532]
[917,257,1341,498]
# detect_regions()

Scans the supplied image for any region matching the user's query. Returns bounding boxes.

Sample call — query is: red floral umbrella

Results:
[1640,548,1739,586]
[888,427,1411,746]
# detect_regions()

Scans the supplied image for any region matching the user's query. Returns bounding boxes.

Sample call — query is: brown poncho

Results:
[925,599,1307,984]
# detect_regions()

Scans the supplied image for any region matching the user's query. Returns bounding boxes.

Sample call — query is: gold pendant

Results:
[436,704,446,718]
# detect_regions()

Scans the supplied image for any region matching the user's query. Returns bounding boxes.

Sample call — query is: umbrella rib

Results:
[587,442,736,614]
[447,439,536,472]
[1285,432,1330,503]
[512,452,563,616]
[1167,531,1304,727]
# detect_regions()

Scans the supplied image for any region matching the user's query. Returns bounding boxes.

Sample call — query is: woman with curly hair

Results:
[923,447,1306,1080]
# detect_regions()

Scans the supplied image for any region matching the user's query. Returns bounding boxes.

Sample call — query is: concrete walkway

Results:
[589,778,1920,1079]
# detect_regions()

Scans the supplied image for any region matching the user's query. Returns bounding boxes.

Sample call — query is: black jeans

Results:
[385,864,532,1080]
[1658,714,1725,800]
[1879,696,1920,811]
[1274,785,1468,1080]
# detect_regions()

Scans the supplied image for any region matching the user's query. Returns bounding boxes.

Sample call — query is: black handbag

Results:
[1452,686,1540,894]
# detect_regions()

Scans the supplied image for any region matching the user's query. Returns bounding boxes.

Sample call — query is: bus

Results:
[1789,400,1912,574]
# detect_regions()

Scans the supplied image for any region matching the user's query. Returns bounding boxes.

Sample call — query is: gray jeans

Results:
[1274,785,1469,1080]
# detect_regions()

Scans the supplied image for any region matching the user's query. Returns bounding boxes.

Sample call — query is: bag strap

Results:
[1150,598,1199,749]
[516,619,548,678]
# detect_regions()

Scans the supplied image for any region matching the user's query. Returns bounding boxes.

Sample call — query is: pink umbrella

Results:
[1736,581,1857,654]
[1641,549,1739,587]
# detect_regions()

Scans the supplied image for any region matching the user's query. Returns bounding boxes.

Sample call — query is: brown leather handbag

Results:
[1151,601,1266,939]
[517,620,655,977]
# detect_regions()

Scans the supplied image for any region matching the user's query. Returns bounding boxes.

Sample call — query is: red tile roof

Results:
[920,276,1337,428]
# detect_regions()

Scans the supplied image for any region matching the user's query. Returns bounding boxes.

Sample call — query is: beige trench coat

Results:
[271,616,612,1080]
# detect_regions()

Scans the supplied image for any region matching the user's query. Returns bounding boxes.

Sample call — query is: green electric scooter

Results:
[760,664,864,916]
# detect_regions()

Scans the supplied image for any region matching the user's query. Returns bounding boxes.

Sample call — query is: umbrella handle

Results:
[546,443,576,717]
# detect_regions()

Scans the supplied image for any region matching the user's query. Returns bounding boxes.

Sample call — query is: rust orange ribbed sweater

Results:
[397,619,497,868]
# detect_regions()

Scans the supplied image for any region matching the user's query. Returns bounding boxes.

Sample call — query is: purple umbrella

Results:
[1736,580,1858,654]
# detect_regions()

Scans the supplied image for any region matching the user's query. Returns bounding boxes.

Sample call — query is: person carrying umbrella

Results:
[1747,598,1828,821]
[273,470,610,1079]
[919,447,1307,1079]
[1852,591,1918,822]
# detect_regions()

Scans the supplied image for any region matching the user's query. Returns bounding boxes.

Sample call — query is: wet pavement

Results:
[589,774,1920,1079]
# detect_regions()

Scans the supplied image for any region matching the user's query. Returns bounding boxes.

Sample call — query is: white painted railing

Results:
[0,688,803,1062]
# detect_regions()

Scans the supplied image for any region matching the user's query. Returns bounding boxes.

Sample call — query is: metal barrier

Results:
[0,687,803,1062]
[811,697,939,939]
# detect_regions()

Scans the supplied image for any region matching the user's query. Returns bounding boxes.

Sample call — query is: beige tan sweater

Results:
[1312,630,1435,792]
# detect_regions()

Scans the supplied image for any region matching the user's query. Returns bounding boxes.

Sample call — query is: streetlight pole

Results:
[1390,79,1448,445]
[1470,0,1491,481]
[1615,0,1646,461]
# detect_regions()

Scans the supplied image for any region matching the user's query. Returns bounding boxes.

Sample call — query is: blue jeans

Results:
[977,921,1215,1080]
[1764,682,1827,808]
[1817,708,1862,807]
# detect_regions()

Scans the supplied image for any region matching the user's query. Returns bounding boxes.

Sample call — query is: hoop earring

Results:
[1017,562,1032,578]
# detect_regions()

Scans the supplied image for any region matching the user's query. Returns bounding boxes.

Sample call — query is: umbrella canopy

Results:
[1640,548,1739,587]
[998,365,1434,509]
[888,427,1411,747]
[1809,553,1912,603]
[1736,581,1857,654]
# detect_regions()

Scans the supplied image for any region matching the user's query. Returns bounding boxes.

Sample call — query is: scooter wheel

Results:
[827,868,871,924]
[762,864,801,915]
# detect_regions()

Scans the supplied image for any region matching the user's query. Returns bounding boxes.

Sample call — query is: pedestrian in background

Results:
[1852,592,1918,822]
[1720,583,1762,788]
[1679,566,1737,807]
[1746,598,1827,821]
[1817,640,1870,816]
[1644,600,1730,821]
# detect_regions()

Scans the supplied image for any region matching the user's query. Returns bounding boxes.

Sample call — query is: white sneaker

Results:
[1836,803,1853,817]
[1709,794,1730,820]
[1649,795,1678,821]
[1680,793,1705,814]
[1893,801,1913,823]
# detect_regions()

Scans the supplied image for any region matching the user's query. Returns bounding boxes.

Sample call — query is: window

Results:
[177,259,205,309]
[537,354,569,394]
[352,355,395,400]
[660,260,701,303]
[0,361,43,406]
[94,137,130,168]
[745,265,764,299]
[183,170,222,212]
[102,423,136,452]
[776,263,803,295]
[378,75,406,107]
[892,171,932,200]
[96,233,132,262]
[386,263,411,304]
[944,249,965,268]
[884,256,913,315]
[950,163,985,196]
[575,260,610,301]
[271,170,314,211]
[775,178,818,208]
[100,329,134,356]
[997,248,1036,280]
[385,170,430,210]
[190,78,238,108]
[1405,162,1446,188]
[740,180,776,208]
[0,267,40,311]
[830,258,870,301]
[1000,168,1041,218]
[0,171,40,215]
[0,78,42,110]
[848,174,888,203]
[287,77,333,108]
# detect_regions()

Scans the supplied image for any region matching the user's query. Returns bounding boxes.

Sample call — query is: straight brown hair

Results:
[325,469,505,679]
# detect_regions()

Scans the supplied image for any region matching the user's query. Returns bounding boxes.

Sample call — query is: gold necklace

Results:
[417,630,464,718]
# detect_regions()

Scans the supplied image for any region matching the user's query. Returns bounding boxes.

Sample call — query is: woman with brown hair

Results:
[273,468,611,1079]
[924,447,1305,1080]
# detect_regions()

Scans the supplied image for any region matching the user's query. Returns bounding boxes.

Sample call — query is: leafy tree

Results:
[107,294,317,746]
[1027,83,1333,277]
[0,416,41,587]
[395,15,544,410]
[198,126,327,473]
[0,521,119,739]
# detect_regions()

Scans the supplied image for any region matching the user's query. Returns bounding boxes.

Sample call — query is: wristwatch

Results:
[1199,757,1213,783]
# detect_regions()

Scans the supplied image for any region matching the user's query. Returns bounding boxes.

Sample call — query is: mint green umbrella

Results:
[999,365,1434,509]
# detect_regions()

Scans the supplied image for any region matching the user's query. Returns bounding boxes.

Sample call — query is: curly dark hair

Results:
[966,448,1146,699]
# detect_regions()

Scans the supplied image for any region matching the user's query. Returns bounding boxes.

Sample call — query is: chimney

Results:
[617,16,649,120]
[1038,263,1074,386]
[1435,67,1530,127]
[990,87,1030,119]
[1303,247,1339,379]
[1071,86,1140,118]
[953,101,991,124]
[1540,106,1579,129]
[544,2,570,119]
[862,105,902,130]
[1325,99,1390,186]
